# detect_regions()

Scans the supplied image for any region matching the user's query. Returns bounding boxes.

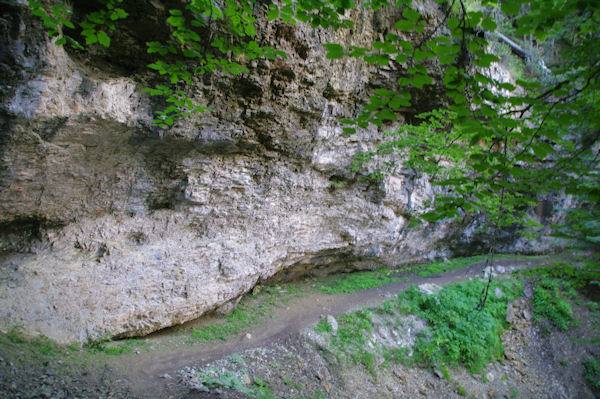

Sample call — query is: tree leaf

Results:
[501,0,520,16]
[324,43,344,59]
[97,30,110,47]
[481,17,496,31]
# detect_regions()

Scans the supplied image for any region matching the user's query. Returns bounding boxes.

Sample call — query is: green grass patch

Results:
[1,327,60,356]
[319,255,543,295]
[416,254,543,277]
[531,277,574,331]
[190,283,301,343]
[319,269,400,294]
[416,255,489,277]
[314,318,333,334]
[191,304,260,342]
[584,357,600,392]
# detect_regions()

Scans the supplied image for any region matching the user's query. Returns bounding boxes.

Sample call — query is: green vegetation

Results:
[319,254,542,294]
[318,277,523,374]
[402,279,523,372]
[2,327,60,357]
[521,259,600,332]
[584,357,600,392]
[190,284,299,342]
[200,369,274,398]
[532,277,574,331]
[417,255,489,277]
[319,269,400,294]
[191,303,263,342]
[315,318,333,334]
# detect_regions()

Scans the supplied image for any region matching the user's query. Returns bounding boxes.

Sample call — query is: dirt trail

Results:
[114,257,547,396]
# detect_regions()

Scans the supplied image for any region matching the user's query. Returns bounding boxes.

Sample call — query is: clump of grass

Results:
[191,304,260,342]
[2,327,60,356]
[417,254,542,277]
[417,256,489,277]
[190,283,306,343]
[30,334,60,356]
[584,357,600,392]
[319,269,400,294]
[326,309,379,375]
[199,369,277,398]
[531,277,574,331]
[315,318,333,334]
[6,326,26,344]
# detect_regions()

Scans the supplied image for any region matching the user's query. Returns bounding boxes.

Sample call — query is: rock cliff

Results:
[0,0,556,342]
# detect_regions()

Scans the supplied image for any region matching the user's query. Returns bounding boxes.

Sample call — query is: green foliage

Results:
[190,284,299,342]
[400,279,523,372]
[1,327,60,356]
[191,304,261,342]
[200,369,276,398]
[417,256,488,276]
[6,326,26,344]
[29,334,60,356]
[319,269,400,293]
[315,318,333,334]
[318,278,523,374]
[531,277,574,331]
[584,357,600,392]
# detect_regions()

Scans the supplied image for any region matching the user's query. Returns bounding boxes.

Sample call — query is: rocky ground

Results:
[1,256,598,398]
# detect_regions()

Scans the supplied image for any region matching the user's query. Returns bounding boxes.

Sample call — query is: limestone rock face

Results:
[0,0,553,342]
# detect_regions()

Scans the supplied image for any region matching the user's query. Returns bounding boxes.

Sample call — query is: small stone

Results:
[245,333,252,340]
[494,287,503,298]
[495,266,506,274]
[523,285,533,298]
[486,372,495,383]
[242,374,251,385]
[488,389,497,398]
[160,373,171,379]
[506,302,517,324]
[326,315,338,334]
[434,369,444,379]
[135,351,140,355]
[190,383,209,393]
[46,370,56,376]
[418,283,442,296]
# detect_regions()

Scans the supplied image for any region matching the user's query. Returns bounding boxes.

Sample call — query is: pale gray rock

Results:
[418,283,442,296]
[326,315,338,334]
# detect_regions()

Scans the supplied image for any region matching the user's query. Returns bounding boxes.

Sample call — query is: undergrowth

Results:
[521,259,599,331]
[319,254,542,294]
[319,278,523,374]
[190,284,299,342]
[416,254,543,277]
[584,357,600,392]
[191,304,262,342]
[531,277,574,331]
[399,279,523,372]
[319,269,400,294]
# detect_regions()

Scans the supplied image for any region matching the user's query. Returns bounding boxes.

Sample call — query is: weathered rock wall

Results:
[0,0,556,342]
